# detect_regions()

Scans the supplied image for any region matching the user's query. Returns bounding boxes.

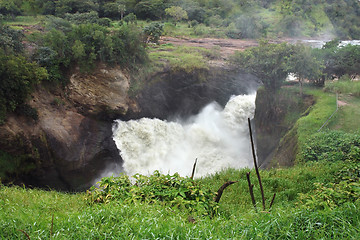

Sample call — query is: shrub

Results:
[86,171,218,216]
[302,131,360,162]
[298,160,360,210]
[143,22,164,44]
[15,104,38,121]
[0,50,48,123]
[0,23,24,54]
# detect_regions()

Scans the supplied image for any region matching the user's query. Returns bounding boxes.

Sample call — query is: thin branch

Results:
[269,193,276,211]
[248,118,266,211]
[18,229,31,240]
[246,172,257,212]
[50,213,54,238]
[214,181,238,203]
[190,158,197,180]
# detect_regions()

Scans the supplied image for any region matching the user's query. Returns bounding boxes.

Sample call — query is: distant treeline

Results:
[1,0,359,39]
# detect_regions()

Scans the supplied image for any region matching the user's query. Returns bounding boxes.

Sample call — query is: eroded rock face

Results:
[0,65,128,190]
[67,65,134,119]
[135,67,261,120]
[254,88,315,168]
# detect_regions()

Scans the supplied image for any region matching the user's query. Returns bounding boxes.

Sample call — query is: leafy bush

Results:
[37,22,147,74]
[86,171,218,216]
[0,50,48,123]
[64,11,100,25]
[0,23,24,54]
[233,14,268,39]
[15,104,38,121]
[299,160,360,210]
[302,131,360,162]
[143,22,164,44]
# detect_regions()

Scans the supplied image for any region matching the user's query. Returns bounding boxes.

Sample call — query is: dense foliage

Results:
[231,40,359,91]
[302,131,360,162]
[0,24,48,123]
[30,19,147,81]
[0,50,48,123]
[87,171,218,216]
[230,41,295,91]
[300,130,360,210]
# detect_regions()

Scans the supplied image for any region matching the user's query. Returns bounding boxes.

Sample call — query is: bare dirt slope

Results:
[160,36,260,59]
[159,36,293,59]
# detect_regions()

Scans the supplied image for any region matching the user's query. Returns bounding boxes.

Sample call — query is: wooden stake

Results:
[248,118,266,211]
[246,172,257,212]
[190,158,197,180]
[214,181,238,203]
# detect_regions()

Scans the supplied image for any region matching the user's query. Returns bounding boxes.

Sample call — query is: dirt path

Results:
[159,36,284,59]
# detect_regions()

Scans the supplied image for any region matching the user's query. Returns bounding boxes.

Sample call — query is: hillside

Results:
[1,0,359,39]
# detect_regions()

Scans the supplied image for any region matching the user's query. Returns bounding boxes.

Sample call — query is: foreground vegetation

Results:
[1,160,359,239]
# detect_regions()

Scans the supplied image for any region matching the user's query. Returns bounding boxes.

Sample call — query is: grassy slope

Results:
[1,161,359,239]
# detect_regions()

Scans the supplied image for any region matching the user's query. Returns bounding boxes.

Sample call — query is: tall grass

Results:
[296,87,337,147]
[324,78,360,97]
[2,159,358,239]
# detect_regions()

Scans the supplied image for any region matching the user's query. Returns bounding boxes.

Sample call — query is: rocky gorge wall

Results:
[254,87,315,168]
[0,64,129,190]
[0,63,261,191]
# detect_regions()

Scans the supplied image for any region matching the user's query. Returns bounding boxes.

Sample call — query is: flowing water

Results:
[112,93,256,178]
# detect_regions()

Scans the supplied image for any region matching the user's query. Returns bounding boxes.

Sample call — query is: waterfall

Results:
[112,93,256,178]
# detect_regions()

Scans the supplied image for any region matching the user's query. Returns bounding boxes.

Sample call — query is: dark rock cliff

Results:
[132,67,261,120]
[0,65,128,191]
[254,87,315,168]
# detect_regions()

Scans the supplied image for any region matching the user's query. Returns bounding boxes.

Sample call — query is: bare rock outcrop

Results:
[0,65,130,190]
[67,65,134,118]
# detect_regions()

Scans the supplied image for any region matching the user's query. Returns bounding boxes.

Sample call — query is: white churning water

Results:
[112,93,256,178]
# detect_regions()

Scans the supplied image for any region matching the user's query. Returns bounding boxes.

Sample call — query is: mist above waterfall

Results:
[112,93,256,178]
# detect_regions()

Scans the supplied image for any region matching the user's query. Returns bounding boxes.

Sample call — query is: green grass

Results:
[148,44,220,74]
[321,79,360,132]
[324,79,360,97]
[296,87,337,146]
[4,15,45,26]
[1,160,359,239]
[328,94,360,132]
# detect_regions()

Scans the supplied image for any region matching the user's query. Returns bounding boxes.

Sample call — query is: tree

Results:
[0,24,24,54]
[134,0,165,20]
[123,13,137,24]
[315,40,360,79]
[117,1,126,20]
[230,41,294,92]
[165,6,188,26]
[233,14,268,39]
[0,50,48,123]
[0,0,21,16]
[333,44,360,78]
[143,22,164,44]
[286,44,324,96]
